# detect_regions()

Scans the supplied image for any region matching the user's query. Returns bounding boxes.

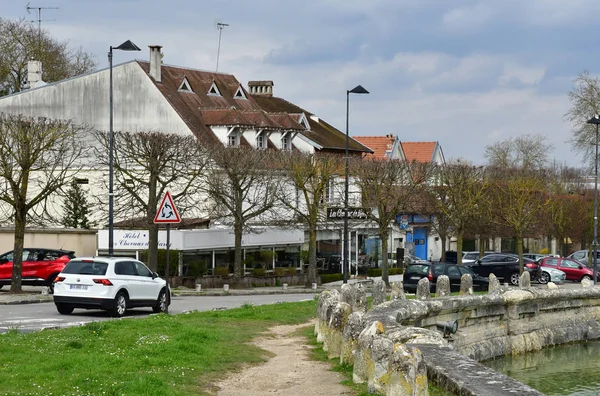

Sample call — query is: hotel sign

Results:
[327,207,371,220]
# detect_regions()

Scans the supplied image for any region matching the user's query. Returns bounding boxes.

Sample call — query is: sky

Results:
[2,0,598,167]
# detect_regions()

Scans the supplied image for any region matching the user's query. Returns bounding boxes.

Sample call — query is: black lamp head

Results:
[349,85,369,95]
[113,40,141,51]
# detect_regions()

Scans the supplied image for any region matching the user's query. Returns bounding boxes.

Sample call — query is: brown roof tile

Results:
[402,142,437,163]
[353,136,396,160]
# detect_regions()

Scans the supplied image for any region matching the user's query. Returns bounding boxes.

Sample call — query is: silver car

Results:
[538,266,567,284]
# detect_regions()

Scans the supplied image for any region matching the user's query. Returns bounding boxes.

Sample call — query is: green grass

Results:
[0,300,318,395]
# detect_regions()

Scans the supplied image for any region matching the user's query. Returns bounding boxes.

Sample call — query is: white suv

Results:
[53,257,169,317]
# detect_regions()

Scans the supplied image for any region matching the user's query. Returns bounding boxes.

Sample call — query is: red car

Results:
[0,248,75,292]
[539,256,596,282]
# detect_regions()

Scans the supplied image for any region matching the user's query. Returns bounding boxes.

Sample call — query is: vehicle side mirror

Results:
[476,259,481,265]
[152,272,159,279]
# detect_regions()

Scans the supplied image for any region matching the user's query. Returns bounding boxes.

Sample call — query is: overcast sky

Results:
[3,0,597,167]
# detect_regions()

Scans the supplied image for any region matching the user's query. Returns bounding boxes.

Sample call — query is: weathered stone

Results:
[341,283,367,312]
[416,278,430,300]
[315,289,340,342]
[372,280,387,306]
[436,275,451,297]
[547,282,558,289]
[341,311,366,366]
[385,343,428,396]
[460,273,473,295]
[390,281,406,300]
[519,271,531,288]
[582,278,593,288]
[324,301,352,359]
[488,273,501,293]
[353,321,386,384]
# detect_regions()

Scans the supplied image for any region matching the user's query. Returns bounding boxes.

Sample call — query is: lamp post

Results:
[344,85,369,284]
[108,40,141,256]
[587,115,600,285]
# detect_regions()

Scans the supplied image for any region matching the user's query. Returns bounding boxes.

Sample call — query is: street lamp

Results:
[108,40,140,256]
[587,115,600,285]
[344,85,369,284]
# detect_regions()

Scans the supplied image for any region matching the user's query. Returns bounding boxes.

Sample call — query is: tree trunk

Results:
[306,227,317,287]
[457,234,463,265]
[440,234,447,262]
[147,222,159,271]
[479,236,485,258]
[233,221,243,283]
[381,229,389,285]
[517,236,524,274]
[11,207,26,292]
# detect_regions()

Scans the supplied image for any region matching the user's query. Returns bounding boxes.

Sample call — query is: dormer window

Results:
[256,131,265,149]
[234,85,247,100]
[178,77,193,93]
[298,113,310,129]
[228,133,239,147]
[208,81,221,96]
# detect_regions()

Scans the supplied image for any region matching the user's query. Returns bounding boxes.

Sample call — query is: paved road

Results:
[0,293,316,333]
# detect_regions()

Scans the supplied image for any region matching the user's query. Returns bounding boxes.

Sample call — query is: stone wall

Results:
[315,279,600,395]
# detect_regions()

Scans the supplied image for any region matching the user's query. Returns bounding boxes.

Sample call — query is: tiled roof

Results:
[353,136,396,160]
[402,142,437,163]
[201,109,304,130]
[250,95,372,153]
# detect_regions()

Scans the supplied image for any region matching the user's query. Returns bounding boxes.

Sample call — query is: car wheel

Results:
[56,303,74,315]
[538,272,551,284]
[110,292,128,318]
[510,272,520,286]
[153,289,168,313]
[582,275,592,282]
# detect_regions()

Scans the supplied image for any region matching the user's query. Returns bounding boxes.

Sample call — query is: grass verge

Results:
[0,300,317,395]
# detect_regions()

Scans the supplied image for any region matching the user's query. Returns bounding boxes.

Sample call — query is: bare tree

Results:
[566,70,600,167]
[277,152,344,287]
[0,114,87,292]
[353,158,433,284]
[436,160,489,265]
[92,130,207,271]
[0,18,96,96]
[203,145,285,282]
[484,134,553,171]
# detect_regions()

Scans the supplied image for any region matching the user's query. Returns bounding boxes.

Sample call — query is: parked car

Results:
[0,248,75,292]
[462,251,496,264]
[53,257,169,317]
[538,256,597,282]
[464,254,541,286]
[567,250,600,266]
[537,266,567,284]
[404,253,430,266]
[403,262,489,293]
[523,253,549,262]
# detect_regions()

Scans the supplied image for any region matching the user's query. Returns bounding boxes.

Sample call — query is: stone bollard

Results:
[312,283,318,290]
[547,282,558,289]
[488,273,501,293]
[223,284,229,292]
[195,284,202,292]
[315,289,340,341]
[416,278,430,300]
[282,283,288,290]
[436,275,451,297]
[460,273,473,295]
[324,302,352,359]
[41,287,49,295]
[519,271,531,288]
[385,344,428,396]
[390,281,406,301]
[372,280,387,306]
[582,278,593,288]
[341,283,367,312]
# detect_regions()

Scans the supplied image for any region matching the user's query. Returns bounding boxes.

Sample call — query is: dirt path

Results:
[214,322,354,396]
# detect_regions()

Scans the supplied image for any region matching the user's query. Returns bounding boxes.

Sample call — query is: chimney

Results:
[149,45,163,83]
[27,60,42,88]
[248,80,274,97]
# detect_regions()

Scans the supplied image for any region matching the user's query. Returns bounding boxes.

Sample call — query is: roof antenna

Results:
[26,3,58,56]
[215,22,229,72]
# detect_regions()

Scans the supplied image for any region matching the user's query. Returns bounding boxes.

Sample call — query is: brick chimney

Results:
[149,45,162,83]
[248,81,274,97]
[27,60,42,88]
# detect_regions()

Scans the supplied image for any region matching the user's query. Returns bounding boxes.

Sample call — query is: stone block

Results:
[315,289,340,342]
[390,281,406,300]
[341,283,367,312]
[488,273,501,293]
[341,311,366,366]
[460,273,473,295]
[372,280,387,307]
[436,275,451,297]
[519,271,531,288]
[547,282,558,289]
[325,301,352,359]
[582,278,593,288]
[385,343,428,396]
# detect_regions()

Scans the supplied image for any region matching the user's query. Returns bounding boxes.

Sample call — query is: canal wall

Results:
[316,277,600,395]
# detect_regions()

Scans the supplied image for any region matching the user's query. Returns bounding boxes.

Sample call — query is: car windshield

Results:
[404,264,429,276]
[464,253,479,260]
[62,260,108,275]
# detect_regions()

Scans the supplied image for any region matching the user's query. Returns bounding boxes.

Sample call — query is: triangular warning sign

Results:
[154,191,181,224]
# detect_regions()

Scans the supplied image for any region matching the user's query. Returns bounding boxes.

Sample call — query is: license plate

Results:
[70,284,88,290]
[410,276,422,280]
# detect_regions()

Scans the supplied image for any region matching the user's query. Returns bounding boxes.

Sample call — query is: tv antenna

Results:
[215,22,229,72]
[26,3,58,50]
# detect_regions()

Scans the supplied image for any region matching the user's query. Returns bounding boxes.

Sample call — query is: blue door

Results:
[414,228,428,260]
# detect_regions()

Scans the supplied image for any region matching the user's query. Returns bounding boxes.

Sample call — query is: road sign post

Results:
[154,191,181,314]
